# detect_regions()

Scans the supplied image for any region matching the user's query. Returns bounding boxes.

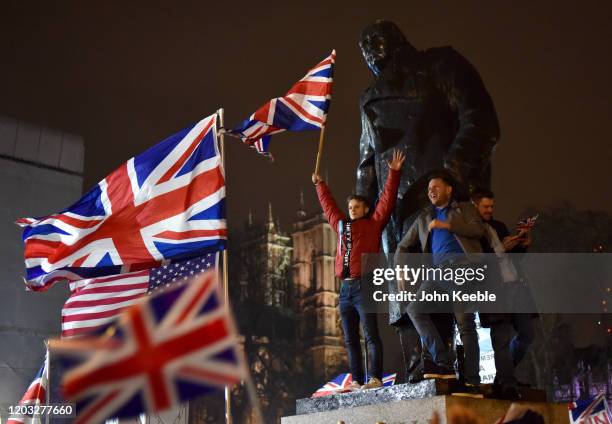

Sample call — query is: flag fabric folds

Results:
[568,393,612,424]
[61,253,217,338]
[311,372,396,397]
[517,214,538,231]
[18,114,226,291]
[228,50,335,158]
[50,269,245,424]
[7,351,49,424]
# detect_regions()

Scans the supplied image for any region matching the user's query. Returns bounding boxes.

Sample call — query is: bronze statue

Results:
[355,20,500,381]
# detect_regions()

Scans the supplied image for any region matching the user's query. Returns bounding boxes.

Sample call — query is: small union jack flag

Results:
[311,373,353,397]
[18,114,226,291]
[517,214,539,231]
[568,393,612,424]
[227,50,335,159]
[7,350,49,424]
[311,372,396,397]
[50,269,245,424]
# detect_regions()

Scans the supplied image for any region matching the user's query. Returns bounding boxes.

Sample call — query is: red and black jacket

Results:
[315,169,400,279]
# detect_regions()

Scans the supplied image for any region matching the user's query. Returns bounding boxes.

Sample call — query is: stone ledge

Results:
[284,395,568,424]
[296,381,546,415]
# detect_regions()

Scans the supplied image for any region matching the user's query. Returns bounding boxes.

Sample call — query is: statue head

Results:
[359,20,410,76]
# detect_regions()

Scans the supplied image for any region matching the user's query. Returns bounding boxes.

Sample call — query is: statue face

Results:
[359,20,407,76]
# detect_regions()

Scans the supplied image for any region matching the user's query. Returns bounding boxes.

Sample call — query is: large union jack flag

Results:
[7,350,49,424]
[228,50,335,159]
[17,114,226,291]
[49,269,245,424]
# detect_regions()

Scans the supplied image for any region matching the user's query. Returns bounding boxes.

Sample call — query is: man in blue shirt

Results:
[395,173,486,397]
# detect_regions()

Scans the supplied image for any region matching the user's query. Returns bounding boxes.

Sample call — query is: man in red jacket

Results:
[312,150,405,390]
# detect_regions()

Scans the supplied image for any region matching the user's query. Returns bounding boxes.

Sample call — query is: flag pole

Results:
[217,109,265,424]
[217,108,233,424]
[44,341,50,424]
[314,125,326,176]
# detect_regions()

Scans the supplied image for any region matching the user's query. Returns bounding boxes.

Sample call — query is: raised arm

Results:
[372,150,405,223]
[313,173,346,230]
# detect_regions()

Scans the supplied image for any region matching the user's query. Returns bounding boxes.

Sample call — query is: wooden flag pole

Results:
[314,125,326,176]
[217,108,233,424]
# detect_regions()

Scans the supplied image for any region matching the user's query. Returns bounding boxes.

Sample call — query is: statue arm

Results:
[355,106,378,203]
[439,48,500,192]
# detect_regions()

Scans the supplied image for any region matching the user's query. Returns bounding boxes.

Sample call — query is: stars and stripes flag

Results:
[61,253,217,338]
[17,113,226,291]
[311,372,396,397]
[227,50,335,159]
[50,269,245,424]
[7,350,49,424]
[517,214,539,231]
[569,393,612,424]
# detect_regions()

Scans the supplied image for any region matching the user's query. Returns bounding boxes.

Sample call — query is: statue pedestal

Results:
[282,381,568,424]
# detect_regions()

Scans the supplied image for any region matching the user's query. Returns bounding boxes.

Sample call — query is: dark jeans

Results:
[407,280,481,385]
[396,314,454,383]
[510,314,535,365]
[490,320,516,387]
[339,279,383,384]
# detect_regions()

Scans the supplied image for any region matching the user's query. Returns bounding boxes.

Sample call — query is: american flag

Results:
[311,372,396,397]
[18,113,226,291]
[228,50,335,159]
[7,351,49,424]
[569,393,612,424]
[517,214,539,231]
[61,253,217,338]
[50,269,245,424]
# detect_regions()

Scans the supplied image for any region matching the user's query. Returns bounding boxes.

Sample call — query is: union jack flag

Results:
[49,269,245,424]
[228,50,335,159]
[517,214,539,231]
[569,393,612,424]
[18,114,226,291]
[311,372,396,397]
[7,350,49,424]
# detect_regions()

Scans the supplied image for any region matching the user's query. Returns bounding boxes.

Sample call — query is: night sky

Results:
[1,1,611,233]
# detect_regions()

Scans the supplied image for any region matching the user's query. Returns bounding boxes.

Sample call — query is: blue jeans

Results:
[339,279,383,384]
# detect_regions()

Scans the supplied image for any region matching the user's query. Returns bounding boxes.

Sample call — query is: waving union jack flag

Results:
[7,350,49,424]
[18,114,226,291]
[50,269,245,424]
[568,393,612,424]
[228,50,335,159]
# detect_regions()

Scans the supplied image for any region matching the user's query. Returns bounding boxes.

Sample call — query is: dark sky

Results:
[1,1,611,233]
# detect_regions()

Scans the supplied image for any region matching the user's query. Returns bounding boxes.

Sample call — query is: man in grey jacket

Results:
[395,172,485,396]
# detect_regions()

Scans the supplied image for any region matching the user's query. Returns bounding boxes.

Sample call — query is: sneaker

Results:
[346,381,363,392]
[423,365,457,380]
[361,377,383,390]
[452,383,484,398]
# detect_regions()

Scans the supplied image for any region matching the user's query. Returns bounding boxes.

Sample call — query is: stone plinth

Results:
[283,382,567,424]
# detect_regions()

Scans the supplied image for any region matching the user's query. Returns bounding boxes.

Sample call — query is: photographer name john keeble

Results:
[372,288,497,303]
